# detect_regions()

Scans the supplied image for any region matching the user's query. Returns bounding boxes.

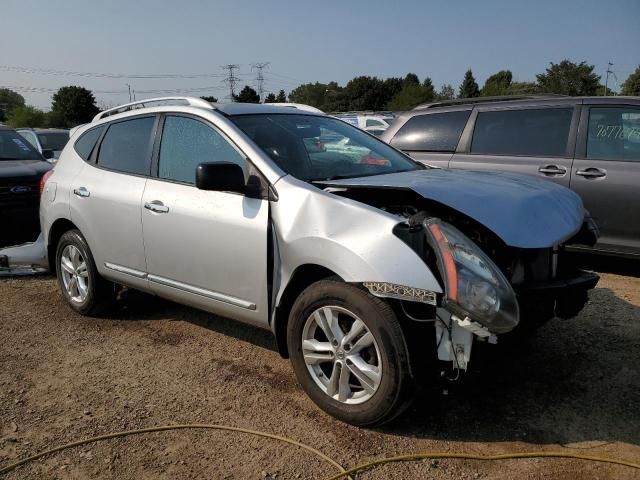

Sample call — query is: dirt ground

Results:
[1,264,639,479]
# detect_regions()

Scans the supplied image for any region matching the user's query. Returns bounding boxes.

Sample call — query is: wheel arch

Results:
[272,263,342,358]
[47,218,79,273]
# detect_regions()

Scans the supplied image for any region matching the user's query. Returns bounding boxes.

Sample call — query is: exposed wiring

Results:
[437,313,461,381]
[0,424,350,479]
[324,451,640,480]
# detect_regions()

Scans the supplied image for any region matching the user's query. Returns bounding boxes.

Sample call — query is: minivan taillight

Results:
[40,170,54,194]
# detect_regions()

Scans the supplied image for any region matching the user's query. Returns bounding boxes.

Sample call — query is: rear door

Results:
[141,114,269,327]
[69,115,157,290]
[387,110,471,167]
[571,104,640,255]
[450,105,578,187]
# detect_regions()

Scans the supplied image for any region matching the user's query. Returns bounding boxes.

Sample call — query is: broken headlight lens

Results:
[425,219,519,334]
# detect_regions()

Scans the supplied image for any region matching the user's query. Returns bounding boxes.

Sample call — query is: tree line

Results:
[1,60,639,128]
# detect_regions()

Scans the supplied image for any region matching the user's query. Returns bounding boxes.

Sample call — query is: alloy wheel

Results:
[60,245,89,303]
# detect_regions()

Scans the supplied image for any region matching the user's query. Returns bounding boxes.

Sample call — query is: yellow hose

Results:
[0,424,349,478]
[1,424,638,479]
[324,451,640,480]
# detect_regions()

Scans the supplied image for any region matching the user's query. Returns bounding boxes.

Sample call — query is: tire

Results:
[55,229,113,316]
[287,280,414,426]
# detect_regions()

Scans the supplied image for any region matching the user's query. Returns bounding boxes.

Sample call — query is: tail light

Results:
[40,170,54,194]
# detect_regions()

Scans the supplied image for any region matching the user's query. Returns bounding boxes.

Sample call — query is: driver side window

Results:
[158,115,245,184]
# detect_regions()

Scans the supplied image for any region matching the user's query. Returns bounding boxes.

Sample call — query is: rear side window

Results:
[74,126,104,161]
[471,108,573,157]
[587,107,640,162]
[158,115,245,184]
[365,119,385,127]
[390,111,471,152]
[97,117,155,175]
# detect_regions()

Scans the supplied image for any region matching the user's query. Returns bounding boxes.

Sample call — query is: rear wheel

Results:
[55,230,113,315]
[287,280,414,426]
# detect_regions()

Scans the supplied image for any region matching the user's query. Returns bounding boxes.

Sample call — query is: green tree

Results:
[264,93,277,103]
[6,106,47,128]
[403,73,420,86]
[536,60,600,96]
[435,84,455,101]
[0,88,25,122]
[51,86,99,127]
[422,77,435,100]
[481,70,513,96]
[200,96,218,103]
[621,66,640,96]
[459,69,480,98]
[342,76,388,111]
[288,82,329,108]
[275,90,287,102]
[505,81,539,95]
[234,85,260,103]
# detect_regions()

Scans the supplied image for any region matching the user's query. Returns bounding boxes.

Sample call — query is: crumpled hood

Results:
[320,169,585,248]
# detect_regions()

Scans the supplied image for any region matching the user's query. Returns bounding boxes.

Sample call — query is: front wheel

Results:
[287,280,414,426]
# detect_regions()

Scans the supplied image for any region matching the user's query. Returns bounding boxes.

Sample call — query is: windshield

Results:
[37,132,69,151]
[0,129,43,161]
[231,114,419,181]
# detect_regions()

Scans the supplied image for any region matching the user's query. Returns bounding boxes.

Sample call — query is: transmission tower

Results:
[604,62,614,96]
[222,64,240,101]
[252,62,270,102]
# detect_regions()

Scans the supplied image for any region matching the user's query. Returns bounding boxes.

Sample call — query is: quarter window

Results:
[365,119,385,127]
[97,117,155,175]
[471,108,573,157]
[158,116,245,184]
[74,126,105,161]
[390,111,471,152]
[587,107,640,162]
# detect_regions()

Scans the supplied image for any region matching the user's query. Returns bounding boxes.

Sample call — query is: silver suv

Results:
[41,97,599,426]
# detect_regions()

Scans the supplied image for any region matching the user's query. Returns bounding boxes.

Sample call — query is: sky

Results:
[2,0,639,110]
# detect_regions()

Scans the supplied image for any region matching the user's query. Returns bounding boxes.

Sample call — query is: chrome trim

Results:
[104,262,147,279]
[147,274,256,310]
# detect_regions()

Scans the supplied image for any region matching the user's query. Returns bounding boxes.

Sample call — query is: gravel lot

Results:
[1,266,639,479]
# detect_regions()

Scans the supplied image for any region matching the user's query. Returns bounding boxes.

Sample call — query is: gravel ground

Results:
[1,268,639,479]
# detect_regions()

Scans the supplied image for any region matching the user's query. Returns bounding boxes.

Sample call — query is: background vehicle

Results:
[41,97,597,426]
[264,102,324,113]
[17,128,69,162]
[382,96,640,257]
[0,126,52,247]
[333,112,395,135]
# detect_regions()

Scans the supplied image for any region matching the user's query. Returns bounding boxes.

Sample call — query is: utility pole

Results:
[604,62,614,96]
[125,83,132,102]
[252,62,270,102]
[222,64,240,102]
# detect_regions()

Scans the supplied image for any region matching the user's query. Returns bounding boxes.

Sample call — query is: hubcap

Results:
[302,306,382,404]
[60,245,89,303]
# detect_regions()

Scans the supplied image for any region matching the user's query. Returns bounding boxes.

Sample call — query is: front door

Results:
[141,114,269,326]
[571,105,640,255]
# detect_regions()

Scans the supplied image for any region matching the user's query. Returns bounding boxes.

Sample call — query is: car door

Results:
[571,104,640,255]
[387,110,471,168]
[141,114,269,327]
[450,106,578,188]
[69,115,157,291]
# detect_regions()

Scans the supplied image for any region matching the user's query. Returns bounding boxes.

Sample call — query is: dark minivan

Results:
[382,96,640,257]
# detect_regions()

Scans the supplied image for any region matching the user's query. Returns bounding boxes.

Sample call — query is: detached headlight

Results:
[425,219,519,334]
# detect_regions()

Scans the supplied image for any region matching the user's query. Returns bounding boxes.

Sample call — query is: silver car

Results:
[41,97,599,426]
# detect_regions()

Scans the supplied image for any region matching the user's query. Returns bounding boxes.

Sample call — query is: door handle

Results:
[73,187,90,198]
[538,165,567,176]
[576,168,607,179]
[144,201,169,213]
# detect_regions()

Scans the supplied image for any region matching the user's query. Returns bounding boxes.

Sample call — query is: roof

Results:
[16,128,69,134]
[215,102,322,116]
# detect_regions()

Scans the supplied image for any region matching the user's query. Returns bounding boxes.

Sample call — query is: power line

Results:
[0,84,228,95]
[221,64,240,101]
[0,64,227,79]
[252,62,270,102]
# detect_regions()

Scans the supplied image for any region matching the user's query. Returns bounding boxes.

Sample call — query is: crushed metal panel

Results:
[318,169,585,249]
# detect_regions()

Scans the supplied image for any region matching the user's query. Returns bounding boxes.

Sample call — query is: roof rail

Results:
[413,94,568,110]
[93,96,215,122]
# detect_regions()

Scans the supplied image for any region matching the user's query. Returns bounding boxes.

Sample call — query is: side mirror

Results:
[196,162,245,194]
[42,149,55,160]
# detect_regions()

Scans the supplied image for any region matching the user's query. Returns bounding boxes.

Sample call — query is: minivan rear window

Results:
[390,110,471,152]
[471,108,573,157]
[96,117,155,175]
